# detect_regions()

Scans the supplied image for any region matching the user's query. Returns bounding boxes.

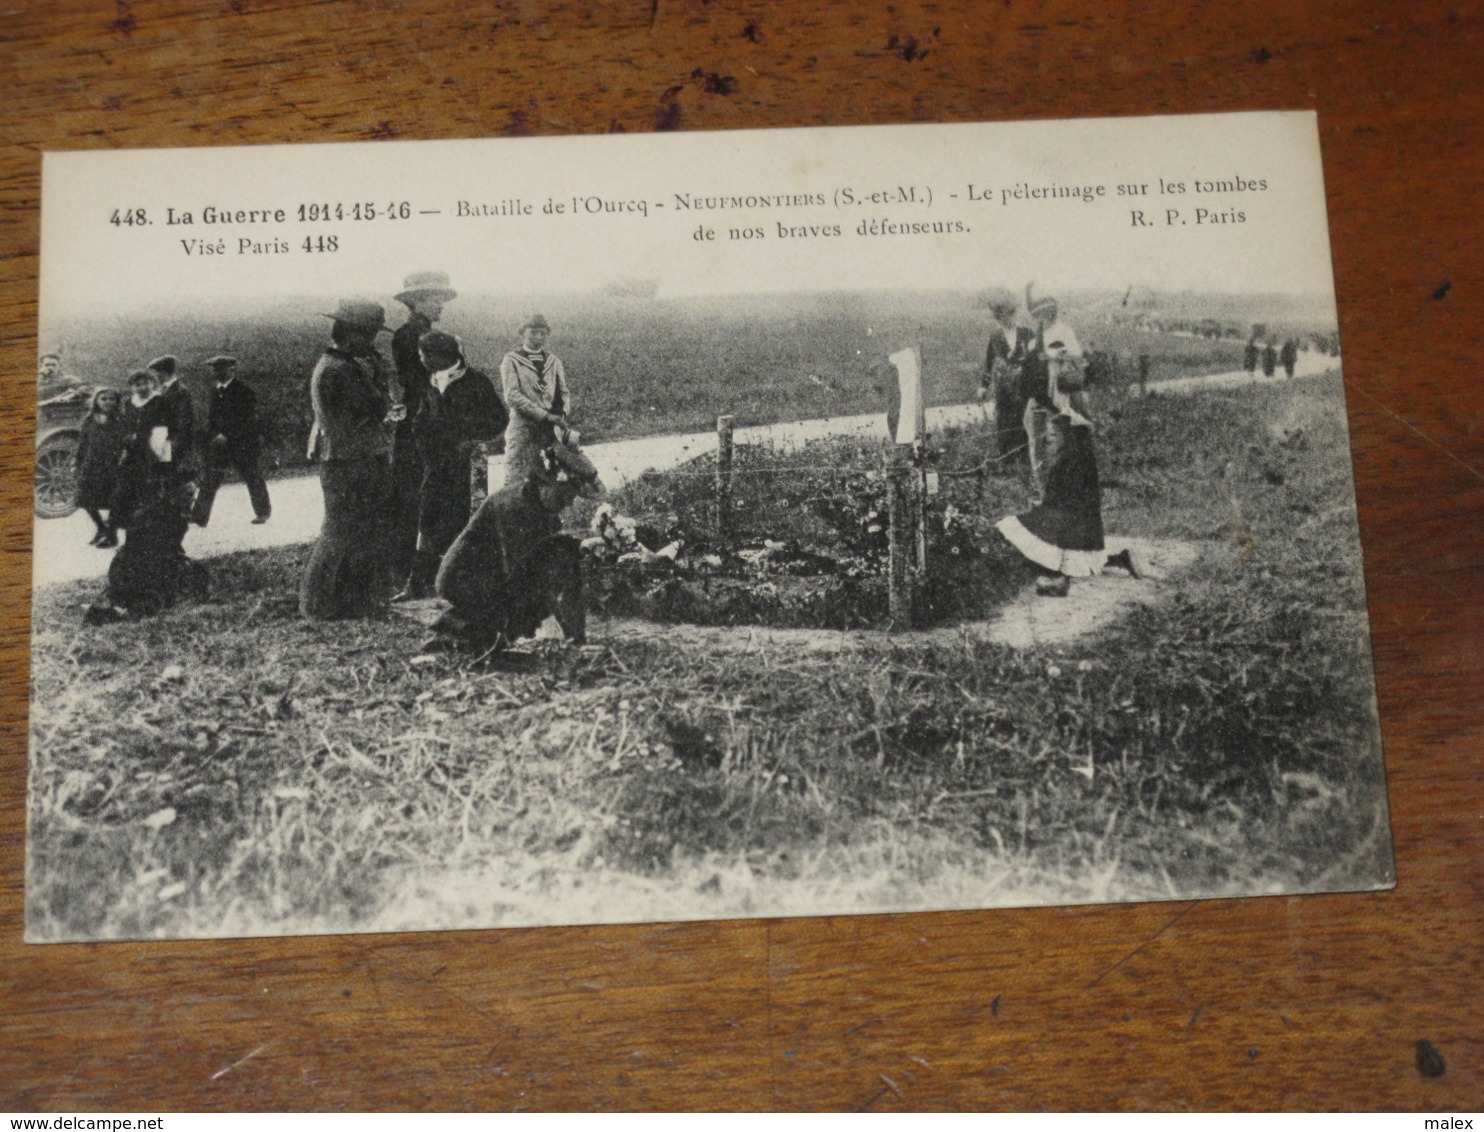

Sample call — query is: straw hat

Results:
[395,270,457,307]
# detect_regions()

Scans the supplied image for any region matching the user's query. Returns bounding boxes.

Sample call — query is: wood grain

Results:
[1,0,1480,1111]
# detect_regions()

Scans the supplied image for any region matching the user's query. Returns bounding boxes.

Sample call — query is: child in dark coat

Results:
[74,387,126,547]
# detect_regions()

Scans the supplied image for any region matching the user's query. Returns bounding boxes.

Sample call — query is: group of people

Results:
[299,272,603,653]
[1244,335,1301,379]
[978,285,1142,597]
[73,353,270,620]
[70,269,603,651]
[71,270,1146,634]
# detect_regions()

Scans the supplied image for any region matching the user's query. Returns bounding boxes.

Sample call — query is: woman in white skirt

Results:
[996,291,1141,596]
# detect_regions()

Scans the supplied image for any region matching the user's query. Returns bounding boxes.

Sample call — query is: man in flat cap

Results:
[300,299,405,620]
[389,270,458,588]
[190,355,272,527]
[500,314,574,489]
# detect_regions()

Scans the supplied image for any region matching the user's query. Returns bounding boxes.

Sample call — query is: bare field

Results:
[25,373,1391,940]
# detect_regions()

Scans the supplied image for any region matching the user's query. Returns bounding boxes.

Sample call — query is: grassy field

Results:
[25,371,1390,940]
[42,289,1313,475]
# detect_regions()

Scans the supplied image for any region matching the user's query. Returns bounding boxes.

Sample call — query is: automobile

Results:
[34,377,94,519]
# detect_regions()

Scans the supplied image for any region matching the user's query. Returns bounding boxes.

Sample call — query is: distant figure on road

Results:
[1261,340,1278,378]
[300,299,404,621]
[394,330,508,601]
[426,445,603,654]
[1243,337,1259,375]
[1280,338,1298,378]
[501,314,573,488]
[390,270,458,589]
[191,355,272,527]
[73,387,126,548]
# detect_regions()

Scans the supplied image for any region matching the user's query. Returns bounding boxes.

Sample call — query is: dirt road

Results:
[31,363,1334,588]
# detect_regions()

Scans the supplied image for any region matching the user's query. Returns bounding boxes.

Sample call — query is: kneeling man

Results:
[428,444,603,653]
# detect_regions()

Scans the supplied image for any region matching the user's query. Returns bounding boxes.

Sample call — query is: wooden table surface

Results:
[1,0,1480,1112]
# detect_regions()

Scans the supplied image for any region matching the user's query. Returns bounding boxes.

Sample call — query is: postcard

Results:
[27,111,1391,941]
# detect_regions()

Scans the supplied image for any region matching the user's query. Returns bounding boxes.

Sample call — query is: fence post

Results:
[887,443,918,631]
[715,414,734,541]
[915,462,929,576]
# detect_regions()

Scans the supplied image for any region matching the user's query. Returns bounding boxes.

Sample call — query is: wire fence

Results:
[594,421,1038,572]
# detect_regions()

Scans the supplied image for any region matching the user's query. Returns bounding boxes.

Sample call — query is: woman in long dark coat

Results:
[110,369,170,530]
[94,370,206,618]
[74,386,126,547]
[299,300,402,620]
[394,330,508,600]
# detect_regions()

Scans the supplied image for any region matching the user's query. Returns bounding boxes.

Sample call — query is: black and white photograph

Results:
[26,111,1392,942]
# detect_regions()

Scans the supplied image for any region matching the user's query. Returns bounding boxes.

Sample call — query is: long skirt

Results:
[417,451,476,560]
[388,431,424,584]
[300,456,394,619]
[995,417,1106,577]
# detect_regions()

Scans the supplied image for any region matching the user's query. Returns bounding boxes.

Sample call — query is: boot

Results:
[1105,547,1146,579]
[1034,574,1071,597]
[392,550,440,603]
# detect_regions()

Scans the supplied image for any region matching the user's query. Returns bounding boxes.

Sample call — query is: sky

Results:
[39,111,1338,321]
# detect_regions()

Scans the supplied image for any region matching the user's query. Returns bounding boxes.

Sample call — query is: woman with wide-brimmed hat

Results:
[499,314,573,488]
[299,298,404,619]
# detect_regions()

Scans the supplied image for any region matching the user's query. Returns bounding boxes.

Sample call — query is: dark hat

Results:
[520,314,552,333]
[395,270,457,307]
[417,330,462,360]
[127,368,155,385]
[205,354,238,369]
[322,299,389,333]
[38,352,60,363]
[147,355,178,375]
